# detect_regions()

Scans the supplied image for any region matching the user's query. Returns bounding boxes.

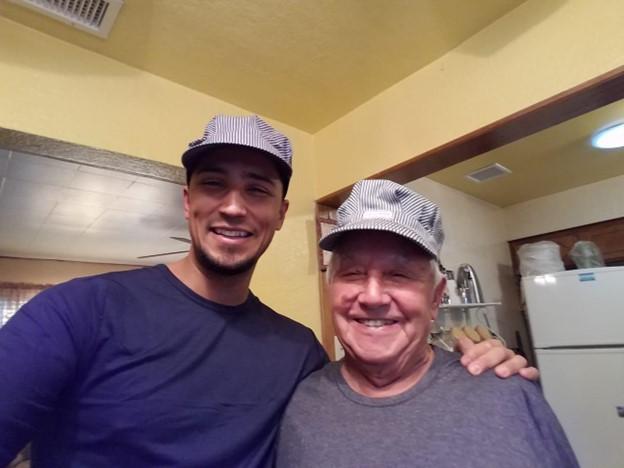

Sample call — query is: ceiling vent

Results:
[8,0,124,38]
[465,163,512,183]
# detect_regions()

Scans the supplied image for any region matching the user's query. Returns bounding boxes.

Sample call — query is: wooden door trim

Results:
[316,64,624,357]
[317,64,624,208]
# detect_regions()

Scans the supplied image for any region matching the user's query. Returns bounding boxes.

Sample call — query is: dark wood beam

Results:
[317,64,624,208]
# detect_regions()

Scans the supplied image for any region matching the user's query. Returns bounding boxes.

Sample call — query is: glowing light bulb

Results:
[592,123,624,149]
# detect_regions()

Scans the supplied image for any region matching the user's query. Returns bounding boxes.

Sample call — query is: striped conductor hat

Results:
[181,115,293,194]
[319,179,444,260]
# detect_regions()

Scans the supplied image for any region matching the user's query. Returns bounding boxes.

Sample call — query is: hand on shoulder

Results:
[455,337,539,380]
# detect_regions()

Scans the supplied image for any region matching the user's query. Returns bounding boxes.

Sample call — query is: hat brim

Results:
[181,142,292,193]
[182,142,291,175]
[319,219,438,260]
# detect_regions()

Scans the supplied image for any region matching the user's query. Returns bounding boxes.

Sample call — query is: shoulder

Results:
[440,354,567,443]
[246,296,329,372]
[433,347,544,404]
[298,361,335,386]
[39,265,158,296]
[77,265,164,291]
[436,354,578,467]
[281,363,336,425]
[3,268,160,353]
[431,349,563,425]
[21,266,162,322]
[252,296,320,340]
[288,362,336,402]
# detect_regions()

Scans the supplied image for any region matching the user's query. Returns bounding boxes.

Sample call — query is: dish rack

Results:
[429,302,505,352]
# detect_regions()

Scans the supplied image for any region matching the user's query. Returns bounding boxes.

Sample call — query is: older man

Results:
[277,180,578,468]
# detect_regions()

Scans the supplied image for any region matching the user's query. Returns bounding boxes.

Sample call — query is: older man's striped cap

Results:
[181,115,293,194]
[319,179,444,260]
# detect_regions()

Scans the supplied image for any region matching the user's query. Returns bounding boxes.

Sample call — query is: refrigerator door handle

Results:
[617,406,624,418]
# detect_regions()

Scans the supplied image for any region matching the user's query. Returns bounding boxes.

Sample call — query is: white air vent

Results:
[8,0,124,38]
[465,163,511,183]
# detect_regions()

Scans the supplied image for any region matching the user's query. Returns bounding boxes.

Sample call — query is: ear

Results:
[275,199,289,231]
[183,186,190,221]
[430,277,447,321]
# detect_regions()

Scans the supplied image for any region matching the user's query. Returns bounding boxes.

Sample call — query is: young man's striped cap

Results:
[181,115,293,194]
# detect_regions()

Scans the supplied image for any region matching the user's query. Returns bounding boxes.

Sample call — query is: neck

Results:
[340,346,435,398]
[167,254,253,306]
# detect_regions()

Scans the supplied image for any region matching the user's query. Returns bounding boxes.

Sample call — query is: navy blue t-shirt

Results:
[0,265,327,467]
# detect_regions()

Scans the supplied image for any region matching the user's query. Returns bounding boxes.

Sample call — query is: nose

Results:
[219,190,247,217]
[358,277,390,310]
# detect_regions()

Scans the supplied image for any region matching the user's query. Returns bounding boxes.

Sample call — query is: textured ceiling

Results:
[4,0,618,265]
[0,0,525,131]
[0,148,188,265]
[428,98,624,207]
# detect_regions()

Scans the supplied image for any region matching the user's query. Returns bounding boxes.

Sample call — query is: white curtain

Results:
[0,283,50,327]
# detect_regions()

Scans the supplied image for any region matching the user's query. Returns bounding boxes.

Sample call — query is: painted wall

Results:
[0,18,321,336]
[0,257,137,284]
[314,0,624,196]
[406,178,524,348]
[408,173,624,349]
[407,176,624,346]
[5,0,624,341]
[506,174,624,240]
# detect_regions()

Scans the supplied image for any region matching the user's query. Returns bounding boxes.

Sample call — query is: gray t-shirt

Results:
[276,347,578,468]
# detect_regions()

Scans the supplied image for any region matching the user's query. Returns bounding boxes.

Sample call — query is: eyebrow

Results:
[245,171,277,186]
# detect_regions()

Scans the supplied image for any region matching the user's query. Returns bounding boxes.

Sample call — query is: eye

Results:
[339,269,365,280]
[199,178,224,188]
[248,185,272,196]
[388,271,411,280]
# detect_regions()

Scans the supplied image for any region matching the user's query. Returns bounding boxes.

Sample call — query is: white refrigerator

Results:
[522,267,624,468]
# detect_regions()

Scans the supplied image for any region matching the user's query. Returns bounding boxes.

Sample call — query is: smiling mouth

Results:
[211,227,252,238]
[355,319,398,328]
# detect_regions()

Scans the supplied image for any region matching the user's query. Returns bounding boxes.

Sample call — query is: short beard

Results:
[194,247,257,277]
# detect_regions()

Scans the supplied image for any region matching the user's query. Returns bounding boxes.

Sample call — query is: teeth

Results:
[214,228,250,238]
[357,319,396,328]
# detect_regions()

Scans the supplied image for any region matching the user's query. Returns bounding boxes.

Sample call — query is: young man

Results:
[277,180,578,468]
[0,116,535,467]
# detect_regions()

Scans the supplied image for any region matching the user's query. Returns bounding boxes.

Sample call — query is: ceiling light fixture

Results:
[591,122,624,149]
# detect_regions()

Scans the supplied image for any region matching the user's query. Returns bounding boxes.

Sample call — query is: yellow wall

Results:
[314,0,624,196]
[5,0,624,340]
[0,257,137,284]
[505,174,624,240]
[0,17,321,336]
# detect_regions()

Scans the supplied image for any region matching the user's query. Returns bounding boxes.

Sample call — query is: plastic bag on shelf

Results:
[569,240,605,269]
[517,241,565,276]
